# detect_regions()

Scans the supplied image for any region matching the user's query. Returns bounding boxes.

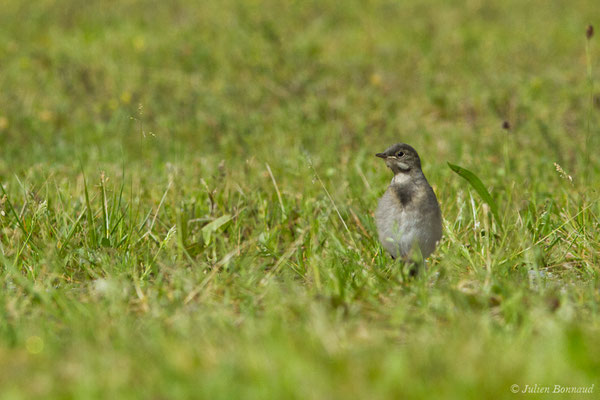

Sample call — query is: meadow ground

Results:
[0,0,599,398]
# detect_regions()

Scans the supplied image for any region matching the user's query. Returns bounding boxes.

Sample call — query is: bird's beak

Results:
[375,153,387,159]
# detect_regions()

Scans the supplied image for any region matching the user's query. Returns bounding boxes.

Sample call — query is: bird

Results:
[375,143,442,271]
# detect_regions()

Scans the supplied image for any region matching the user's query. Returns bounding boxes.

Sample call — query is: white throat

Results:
[391,173,411,185]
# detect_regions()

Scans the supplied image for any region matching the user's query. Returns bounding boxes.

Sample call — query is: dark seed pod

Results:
[587,25,594,40]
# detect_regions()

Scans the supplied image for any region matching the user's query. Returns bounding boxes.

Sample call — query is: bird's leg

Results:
[407,261,419,277]
[404,244,424,278]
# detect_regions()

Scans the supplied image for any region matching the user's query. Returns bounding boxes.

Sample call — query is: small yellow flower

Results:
[133,36,146,52]
[120,91,132,104]
[39,110,53,122]
[26,336,44,354]
[0,116,8,130]
[370,73,382,87]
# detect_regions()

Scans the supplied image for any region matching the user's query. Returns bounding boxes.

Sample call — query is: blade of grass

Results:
[448,162,503,231]
[265,163,286,217]
[308,159,358,249]
[58,206,87,255]
[0,182,40,253]
[100,172,110,246]
[585,25,594,183]
[146,180,172,236]
[0,254,48,304]
[81,169,98,247]
[0,182,30,237]
[109,204,129,237]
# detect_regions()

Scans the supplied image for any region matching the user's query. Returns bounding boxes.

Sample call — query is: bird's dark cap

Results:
[375,143,420,158]
[375,143,422,171]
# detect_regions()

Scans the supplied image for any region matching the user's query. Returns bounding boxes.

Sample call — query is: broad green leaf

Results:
[447,162,503,231]
[201,214,232,245]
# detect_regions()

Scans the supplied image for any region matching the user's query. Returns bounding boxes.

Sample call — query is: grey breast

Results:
[376,180,442,259]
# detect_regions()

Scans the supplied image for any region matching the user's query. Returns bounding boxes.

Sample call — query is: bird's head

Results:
[376,143,422,175]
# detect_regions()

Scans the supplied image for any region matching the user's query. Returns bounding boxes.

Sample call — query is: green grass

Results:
[1,0,599,398]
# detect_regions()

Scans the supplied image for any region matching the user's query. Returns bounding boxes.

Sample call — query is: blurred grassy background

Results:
[0,0,599,398]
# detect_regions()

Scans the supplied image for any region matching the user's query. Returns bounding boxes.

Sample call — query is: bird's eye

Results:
[397,151,405,157]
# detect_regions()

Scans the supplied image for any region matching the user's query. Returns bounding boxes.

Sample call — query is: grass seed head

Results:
[586,25,594,39]
[554,162,573,184]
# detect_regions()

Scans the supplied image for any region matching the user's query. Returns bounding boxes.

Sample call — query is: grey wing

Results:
[376,190,407,258]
